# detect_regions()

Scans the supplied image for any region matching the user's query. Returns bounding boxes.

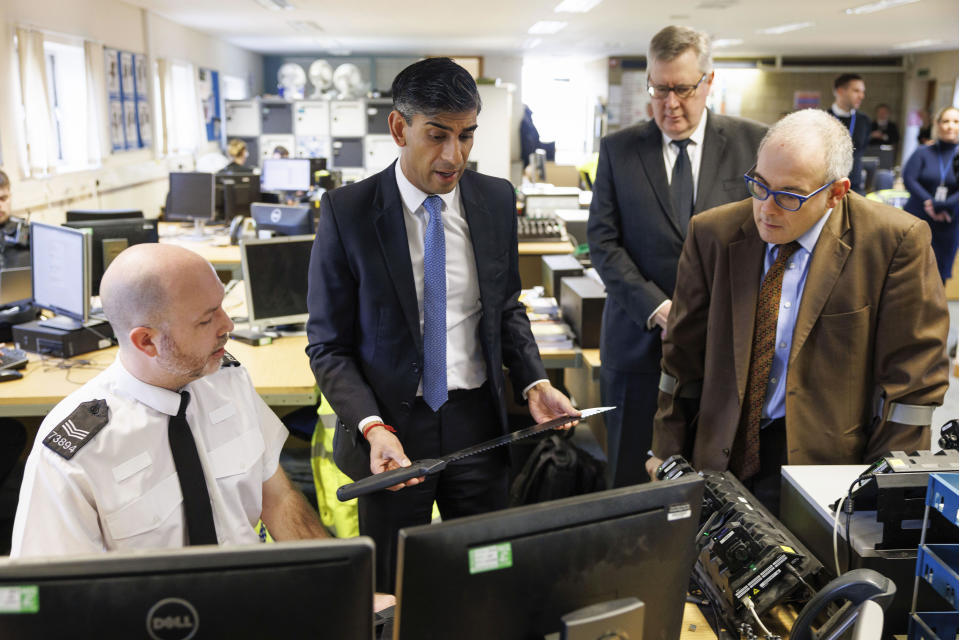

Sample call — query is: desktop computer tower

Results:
[14,320,115,358]
[541,254,584,302]
[560,277,605,349]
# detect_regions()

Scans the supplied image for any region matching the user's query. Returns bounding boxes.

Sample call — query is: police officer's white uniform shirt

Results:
[11,357,288,558]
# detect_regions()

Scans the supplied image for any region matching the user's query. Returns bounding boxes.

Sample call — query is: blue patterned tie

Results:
[422,195,447,411]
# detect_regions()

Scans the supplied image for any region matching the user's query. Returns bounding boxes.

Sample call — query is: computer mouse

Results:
[0,369,22,382]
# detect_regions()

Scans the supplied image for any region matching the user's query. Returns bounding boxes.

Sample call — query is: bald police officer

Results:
[12,244,327,556]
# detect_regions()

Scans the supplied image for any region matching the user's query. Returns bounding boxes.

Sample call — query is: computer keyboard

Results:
[517,216,568,243]
[0,347,28,370]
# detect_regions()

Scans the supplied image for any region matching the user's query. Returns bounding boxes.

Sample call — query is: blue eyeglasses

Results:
[743,167,834,212]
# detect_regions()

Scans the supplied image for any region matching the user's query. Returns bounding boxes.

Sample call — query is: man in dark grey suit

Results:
[306,58,577,591]
[588,26,767,487]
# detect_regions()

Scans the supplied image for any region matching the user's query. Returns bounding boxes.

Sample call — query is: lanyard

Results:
[847,111,856,137]
[937,142,957,186]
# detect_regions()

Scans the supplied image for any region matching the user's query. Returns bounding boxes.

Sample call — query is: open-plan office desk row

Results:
[0,336,319,418]
[0,337,582,418]
[159,222,575,290]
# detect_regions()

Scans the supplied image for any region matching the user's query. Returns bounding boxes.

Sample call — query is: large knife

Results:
[336,406,614,502]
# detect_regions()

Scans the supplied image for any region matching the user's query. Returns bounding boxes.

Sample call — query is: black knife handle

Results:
[336,458,447,501]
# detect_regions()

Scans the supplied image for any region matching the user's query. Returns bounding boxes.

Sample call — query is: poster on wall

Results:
[105,48,151,152]
[134,55,148,99]
[619,70,650,127]
[110,100,125,151]
[198,68,222,142]
[120,52,135,99]
[793,91,821,111]
[123,101,139,151]
[105,48,120,98]
[137,101,153,147]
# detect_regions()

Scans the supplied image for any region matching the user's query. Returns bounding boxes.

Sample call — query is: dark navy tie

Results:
[422,195,447,412]
[168,391,217,545]
[671,138,694,230]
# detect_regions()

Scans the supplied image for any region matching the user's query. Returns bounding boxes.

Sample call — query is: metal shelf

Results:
[910,474,959,639]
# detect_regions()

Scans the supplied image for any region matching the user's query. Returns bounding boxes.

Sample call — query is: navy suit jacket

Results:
[306,162,547,480]
[587,111,767,374]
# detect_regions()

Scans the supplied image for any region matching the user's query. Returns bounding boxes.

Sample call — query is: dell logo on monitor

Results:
[270,208,282,223]
[146,598,199,640]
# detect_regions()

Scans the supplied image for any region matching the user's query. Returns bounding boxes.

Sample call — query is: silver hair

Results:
[647,25,713,74]
[759,109,853,183]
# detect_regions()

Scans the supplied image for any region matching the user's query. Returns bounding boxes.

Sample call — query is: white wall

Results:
[483,55,524,163]
[0,0,263,223]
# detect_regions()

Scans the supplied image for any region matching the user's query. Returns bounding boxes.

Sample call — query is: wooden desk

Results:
[563,347,606,452]
[158,223,241,278]
[682,602,718,639]
[162,228,574,290]
[538,347,581,369]
[0,336,317,418]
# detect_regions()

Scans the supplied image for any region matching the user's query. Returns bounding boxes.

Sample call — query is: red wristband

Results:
[362,421,396,440]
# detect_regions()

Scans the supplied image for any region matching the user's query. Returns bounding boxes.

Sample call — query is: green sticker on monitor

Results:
[0,586,39,614]
[468,543,513,574]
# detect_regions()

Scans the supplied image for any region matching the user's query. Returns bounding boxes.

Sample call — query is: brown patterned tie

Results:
[730,241,801,481]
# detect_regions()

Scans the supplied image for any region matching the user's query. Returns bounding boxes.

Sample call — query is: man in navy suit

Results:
[828,73,871,194]
[306,58,577,591]
[588,26,767,488]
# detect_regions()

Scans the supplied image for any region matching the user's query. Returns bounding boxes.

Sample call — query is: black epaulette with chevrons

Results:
[221,351,241,368]
[43,399,109,460]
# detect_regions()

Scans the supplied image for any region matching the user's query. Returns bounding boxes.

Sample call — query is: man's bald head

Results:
[101,244,219,343]
[758,109,853,184]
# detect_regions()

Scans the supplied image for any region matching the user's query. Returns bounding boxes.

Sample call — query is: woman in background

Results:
[903,106,959,281]
[220,138,251,173]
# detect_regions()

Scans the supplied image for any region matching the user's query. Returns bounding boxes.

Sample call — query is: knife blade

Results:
[336,407,614,502]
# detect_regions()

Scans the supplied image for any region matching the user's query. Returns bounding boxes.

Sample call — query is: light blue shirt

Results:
[762,209,833,423]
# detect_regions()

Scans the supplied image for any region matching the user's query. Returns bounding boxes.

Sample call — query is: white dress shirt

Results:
[11,358,288,558]
[355,166,490,433]
[762,208,833,423]
[661,107,709,203]
[395,165,487,395]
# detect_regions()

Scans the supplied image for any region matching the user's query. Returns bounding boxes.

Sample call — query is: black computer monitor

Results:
[0,539,375,639]
[261,157,311,192]
[216,173,261,220]
[65,209,144,222]
[165,172,215,223]
[309,157,328,175]
[63,218,159,296]
[394,476,704,640]
[30,222,91,330]
[250,203,315,236]
[240,235,312,330]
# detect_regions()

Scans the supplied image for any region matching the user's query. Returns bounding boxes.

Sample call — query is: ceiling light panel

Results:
[528,21,568,35]
[756,21,815,35]
[712,38,744,48]
[554,0,603,12]
[892,38,940,49]
[845,0,920,15]
[288,20,323,33]
[254,0,295,10]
